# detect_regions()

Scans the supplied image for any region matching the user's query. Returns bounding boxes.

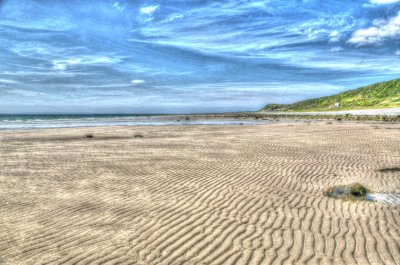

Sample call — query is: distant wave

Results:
[0,115,267,130]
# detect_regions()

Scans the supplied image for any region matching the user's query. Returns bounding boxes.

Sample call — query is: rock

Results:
[324,183,371,201]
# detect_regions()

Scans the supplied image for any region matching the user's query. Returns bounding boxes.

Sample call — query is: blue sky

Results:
[0,0,399,114]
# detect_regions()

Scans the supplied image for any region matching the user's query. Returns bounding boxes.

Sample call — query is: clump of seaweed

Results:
[134,134,144,138]
[324,183,372,202]
[84,134,94,138]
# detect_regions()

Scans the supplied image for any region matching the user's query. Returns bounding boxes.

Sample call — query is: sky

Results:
[0,0,399,114]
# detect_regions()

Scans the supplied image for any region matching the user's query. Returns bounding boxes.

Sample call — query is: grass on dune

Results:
[262,78,400,112]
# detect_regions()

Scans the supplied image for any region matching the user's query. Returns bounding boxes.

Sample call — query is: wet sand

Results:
[0,122,399,264]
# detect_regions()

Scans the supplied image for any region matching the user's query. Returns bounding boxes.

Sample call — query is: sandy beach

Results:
[1,121,400,265]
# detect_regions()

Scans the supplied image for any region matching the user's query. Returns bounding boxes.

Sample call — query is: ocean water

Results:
[0,114,266,130]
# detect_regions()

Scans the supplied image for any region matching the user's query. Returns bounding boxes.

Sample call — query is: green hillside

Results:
[262,78,400,112]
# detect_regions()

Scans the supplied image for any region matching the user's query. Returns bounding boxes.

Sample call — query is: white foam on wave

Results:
[0,118,268,130]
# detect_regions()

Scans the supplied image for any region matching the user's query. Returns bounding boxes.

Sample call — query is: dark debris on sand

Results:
[324,183,372,202]
[378,167,400,173]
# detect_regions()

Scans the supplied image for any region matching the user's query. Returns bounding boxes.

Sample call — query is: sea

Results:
[0,114,266,130]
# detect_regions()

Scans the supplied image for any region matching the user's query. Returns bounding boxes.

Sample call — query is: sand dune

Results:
[260,107,400,116]
[0,122,399,265]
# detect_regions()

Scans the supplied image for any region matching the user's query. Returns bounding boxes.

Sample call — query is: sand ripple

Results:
[0,122,399,264]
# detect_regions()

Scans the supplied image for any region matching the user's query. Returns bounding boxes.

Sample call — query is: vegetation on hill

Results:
[262,78,400,112]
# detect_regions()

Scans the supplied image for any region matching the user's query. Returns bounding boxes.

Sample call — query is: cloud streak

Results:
[370,0,400,4]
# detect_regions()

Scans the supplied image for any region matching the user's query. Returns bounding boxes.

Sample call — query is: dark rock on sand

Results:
[324,183,371,201]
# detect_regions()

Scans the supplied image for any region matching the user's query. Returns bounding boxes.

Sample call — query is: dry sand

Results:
[0,122,399,265]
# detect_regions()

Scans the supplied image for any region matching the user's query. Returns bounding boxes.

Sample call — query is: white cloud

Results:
[0,79,20,84]
[329,30,339,37]
[348,12,400,45]
[395,50,400,55]
[52,56,120,70]
[328,30,341,42]
[139,5,160,22]
[330,46,343,52]
[370,0,400,4]
[131,79,146,85]
[113,2,122,10]
[140,5,159,15]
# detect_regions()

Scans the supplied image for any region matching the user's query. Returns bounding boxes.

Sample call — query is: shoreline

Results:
[0,109,399,131]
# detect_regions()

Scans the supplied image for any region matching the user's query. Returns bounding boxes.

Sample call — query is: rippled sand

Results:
[0,122,399,264]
